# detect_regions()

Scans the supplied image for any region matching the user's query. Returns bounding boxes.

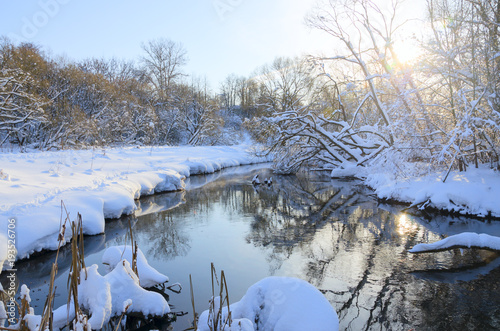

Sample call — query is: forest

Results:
[1,0,500,177]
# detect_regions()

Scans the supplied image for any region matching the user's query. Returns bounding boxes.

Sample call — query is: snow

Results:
[23,309,42,331]
[104,260,169,317]
[77,265,112,329]
[102,245,169,288]
[122,299,132,313]
[20,284,31,303]
[197,277,339,331]
[409,232,500,253]
[0,145,268,268]
[361,164,500,218]
[0,234,7,274]
[53,260,169,329]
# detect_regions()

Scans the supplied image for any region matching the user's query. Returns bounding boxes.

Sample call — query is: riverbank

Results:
[0,145,268,267]
[332,163,500,219]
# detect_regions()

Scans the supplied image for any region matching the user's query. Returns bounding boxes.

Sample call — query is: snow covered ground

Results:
[333,164,500,218]
[0,145,268,268]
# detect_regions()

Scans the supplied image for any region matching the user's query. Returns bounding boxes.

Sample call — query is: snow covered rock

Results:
[197,277,339,331]
[53,264,111,330]
[23,310,42,331]
[102,245,169,288]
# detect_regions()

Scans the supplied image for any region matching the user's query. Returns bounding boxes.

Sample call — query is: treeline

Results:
[0,38,269,150]
[2,0,500,177]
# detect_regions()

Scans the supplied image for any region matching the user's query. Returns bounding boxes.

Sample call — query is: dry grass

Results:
[208,263,232,331]
[188,274,197,331]
[39,202,90,330]
[187,263,232,331]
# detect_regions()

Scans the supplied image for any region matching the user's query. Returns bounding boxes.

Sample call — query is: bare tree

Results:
[219,73,239,110]
[255,0,443,174]
[257,56,317,113]
[140,38,187,102]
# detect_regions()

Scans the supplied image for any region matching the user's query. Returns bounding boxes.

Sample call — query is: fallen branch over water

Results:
[409,232,500,253]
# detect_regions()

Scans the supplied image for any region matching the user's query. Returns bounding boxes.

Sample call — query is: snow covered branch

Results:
[409,232,500,253]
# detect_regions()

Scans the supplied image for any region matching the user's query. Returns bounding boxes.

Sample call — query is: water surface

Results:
[7,165,500,330]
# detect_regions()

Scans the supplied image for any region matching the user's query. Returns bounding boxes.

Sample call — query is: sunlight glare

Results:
[392,39,421,66]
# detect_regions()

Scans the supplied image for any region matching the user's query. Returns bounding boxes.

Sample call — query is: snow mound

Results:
[409,232,500,253]
[105,260,170,317]
[53,260,169,330]
[102,245,168,288]
[197,277,339,331]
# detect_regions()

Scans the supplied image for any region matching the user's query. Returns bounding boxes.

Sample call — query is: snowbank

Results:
[197,277,339,331]
[0,145,268,265]
[362,165,500,218]
[409,232,500,253]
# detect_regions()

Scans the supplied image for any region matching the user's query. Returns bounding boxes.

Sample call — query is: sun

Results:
[392,39,421,66]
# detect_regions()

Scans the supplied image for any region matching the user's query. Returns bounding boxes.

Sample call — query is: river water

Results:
[7,164,500,330]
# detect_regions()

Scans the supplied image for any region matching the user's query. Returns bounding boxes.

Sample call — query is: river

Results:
[6,164,500,330]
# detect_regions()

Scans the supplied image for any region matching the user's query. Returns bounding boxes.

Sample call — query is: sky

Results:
[0,0,332,89]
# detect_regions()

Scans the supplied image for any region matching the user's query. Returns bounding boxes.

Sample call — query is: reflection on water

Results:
[6,166,500,330]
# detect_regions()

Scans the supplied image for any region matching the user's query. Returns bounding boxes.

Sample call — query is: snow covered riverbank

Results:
[0,145,268,267]
[332,164,500,219]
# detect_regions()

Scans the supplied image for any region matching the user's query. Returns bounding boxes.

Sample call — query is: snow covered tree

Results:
[422,0,500,173]
[252,0,424,173]
[256,0,499,175]
[0,68,48,148]
[306,0,439,168]
[139,38,189,145]
[175,78,225,146]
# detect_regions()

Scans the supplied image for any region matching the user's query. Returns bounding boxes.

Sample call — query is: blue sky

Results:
[0,0,329,89]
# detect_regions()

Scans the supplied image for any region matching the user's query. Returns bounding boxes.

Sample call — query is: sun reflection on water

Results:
[397,213,418,236]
